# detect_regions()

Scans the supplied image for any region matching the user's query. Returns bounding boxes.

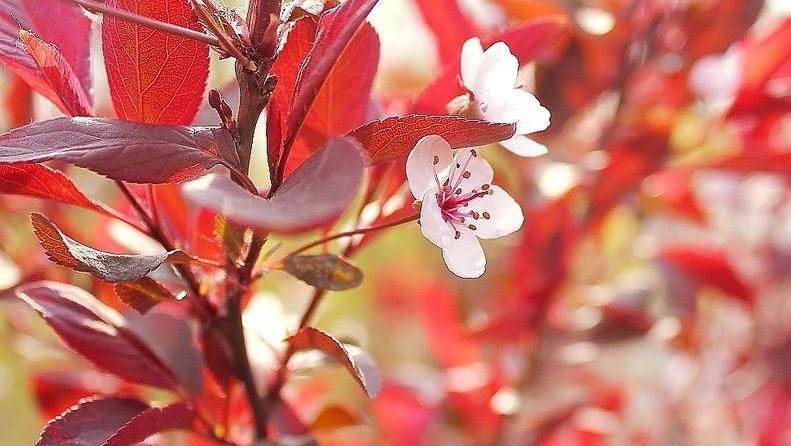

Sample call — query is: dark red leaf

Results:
[31,213,191,283]
[348,114,516,164]
[19,30,92,116]
[114,278,175,314]
[102,402,198,446]
[0,118,237,183]
[0,0,92,96]
[37,397,149,446]
[283,0,379,151]
[708,152,791,180]
[102,0,209,124]
[289,327,381,397]
[659,246,754,305]
[126,310,203,395]
[0,164,109,215]
[413,0,477,64]
[16,281,184,389]
[285,23,380,176]
[183,137,364,234]
[248,0,282,56]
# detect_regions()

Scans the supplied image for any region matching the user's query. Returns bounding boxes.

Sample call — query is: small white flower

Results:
[455,37,551,157]
[407,135,524,278]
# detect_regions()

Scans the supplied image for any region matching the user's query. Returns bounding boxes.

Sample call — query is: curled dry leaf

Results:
[31,213,192,283]
[281,254,363,291]
[16,281,183,389]
[114,278,176,314]
[289,327,381,397]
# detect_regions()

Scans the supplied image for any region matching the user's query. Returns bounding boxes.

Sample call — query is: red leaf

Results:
[18,30,93,116]
[102,0,209,124]
[0,164,109,215]
[3,73,34,127]
[0,117,238,183]
[114,278,175,314]
[349,114,516,164]
[413,0,477,64]
[730,19,791,115]
[659,246,754,305]
[31,371,103,420]
[709,152,791,180]
[285,23,380,176]
[16,281,184,389]
[412,17,571,114]
[267,17,319,176]
[37,397,149,446]
[183,137,364,234]
[282,0,379,152]
[372,384,434,446]
[0,0,92,95]
[289,327,381,397]
[102,402,198,446]
[31,213,192,283]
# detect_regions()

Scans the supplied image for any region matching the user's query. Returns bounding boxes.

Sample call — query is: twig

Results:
[67,0,221,47]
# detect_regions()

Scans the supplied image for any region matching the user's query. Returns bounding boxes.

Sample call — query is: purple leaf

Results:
[183,137,364,234]
[16,281,184,390]
[289,327,381,397]
[31,213,192,283]
[102,402,198,446]
[37,397,149,446]
[0,117,238,183]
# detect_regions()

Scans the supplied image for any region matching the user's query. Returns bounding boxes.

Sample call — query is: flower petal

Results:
[499,134,548,157]
[452,148,493,192]
[471,185,524,239]
[472,42,519,104]
[419,189,452,248]
[485,89,550,135]
[461,38,484,90]
[442,229,486,278]
[406,135,453,199]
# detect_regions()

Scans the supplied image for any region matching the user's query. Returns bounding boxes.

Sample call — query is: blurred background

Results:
[1,0,791,444]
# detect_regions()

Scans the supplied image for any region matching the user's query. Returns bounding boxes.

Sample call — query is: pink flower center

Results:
[431,150,493,240]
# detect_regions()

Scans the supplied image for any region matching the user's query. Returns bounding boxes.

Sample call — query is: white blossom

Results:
[456,37,551,157]
[407,135,524,278]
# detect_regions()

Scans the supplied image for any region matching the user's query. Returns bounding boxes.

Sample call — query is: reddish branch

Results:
[67,0,221,47]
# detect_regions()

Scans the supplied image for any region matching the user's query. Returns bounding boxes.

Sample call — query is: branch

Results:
[67,0,221,47]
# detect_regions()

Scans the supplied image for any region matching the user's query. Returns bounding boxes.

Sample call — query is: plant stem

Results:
[223,289,269,440]
[115,181,214,321]
[68,0,221,47]
[284,213,420,258]
[235,64,273,173]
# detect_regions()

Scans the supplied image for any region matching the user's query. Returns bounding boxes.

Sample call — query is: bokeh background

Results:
[1,0,791,444]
